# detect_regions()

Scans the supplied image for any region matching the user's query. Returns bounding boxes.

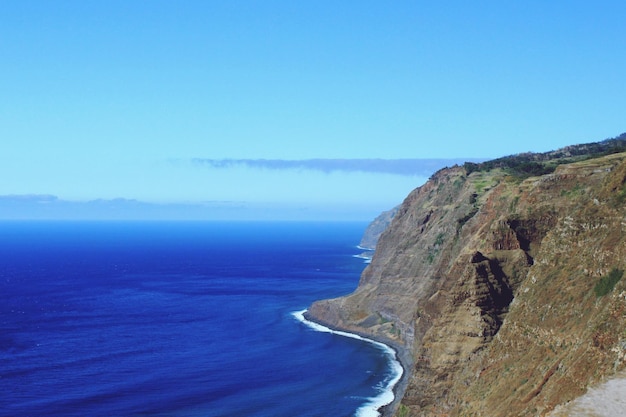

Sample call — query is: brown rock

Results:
[308,150,626,416]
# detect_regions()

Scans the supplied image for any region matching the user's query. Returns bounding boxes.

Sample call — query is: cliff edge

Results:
[308,134,626,416]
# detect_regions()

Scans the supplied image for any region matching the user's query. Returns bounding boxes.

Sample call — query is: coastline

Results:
[378,341,412,417]
[297,310,412,417]
[354,246,375,264]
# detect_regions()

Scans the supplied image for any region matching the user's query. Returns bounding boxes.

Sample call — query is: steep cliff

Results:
[359,206,400,250]
[308,137,626,416]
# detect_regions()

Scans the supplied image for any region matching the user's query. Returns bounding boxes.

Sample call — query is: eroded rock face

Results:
[308,152,626,416]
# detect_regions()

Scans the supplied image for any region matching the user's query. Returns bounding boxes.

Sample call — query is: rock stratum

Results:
[308,134,626,416]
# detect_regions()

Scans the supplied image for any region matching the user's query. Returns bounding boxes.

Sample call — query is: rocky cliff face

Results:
[308,146,626,416]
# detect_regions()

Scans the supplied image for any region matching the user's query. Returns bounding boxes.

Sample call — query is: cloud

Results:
[191,158,482,176]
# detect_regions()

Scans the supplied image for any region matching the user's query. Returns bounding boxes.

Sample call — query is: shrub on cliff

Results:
[463,133,626,179]
[594,268,624,297]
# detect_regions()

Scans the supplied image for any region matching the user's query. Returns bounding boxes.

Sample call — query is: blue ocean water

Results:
[0,221,397,417]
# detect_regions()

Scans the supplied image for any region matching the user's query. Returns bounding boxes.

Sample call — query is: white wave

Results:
[352,253,373,264]
[353,254,372,260]
[292,310,404,417]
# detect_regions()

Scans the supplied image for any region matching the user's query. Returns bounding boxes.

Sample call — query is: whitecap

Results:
[352,253,373,264]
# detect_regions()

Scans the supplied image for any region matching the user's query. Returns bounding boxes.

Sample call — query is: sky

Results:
[1,1,625,220]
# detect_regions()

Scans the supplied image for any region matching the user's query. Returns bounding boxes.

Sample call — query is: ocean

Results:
[0,221,401,417]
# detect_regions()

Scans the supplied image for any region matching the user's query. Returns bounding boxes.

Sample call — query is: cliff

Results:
[359,206,399,250]
[308,135,626,416]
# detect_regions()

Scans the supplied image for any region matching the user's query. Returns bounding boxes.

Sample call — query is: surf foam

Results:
[292,309,403,417]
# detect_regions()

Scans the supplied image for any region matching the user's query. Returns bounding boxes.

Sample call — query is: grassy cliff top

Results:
[463,132,626,179]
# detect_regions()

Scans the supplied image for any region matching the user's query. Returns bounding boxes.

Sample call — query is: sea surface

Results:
[0,221,400,417]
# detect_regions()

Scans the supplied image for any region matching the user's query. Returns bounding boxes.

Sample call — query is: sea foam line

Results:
[292,310,404,417]
[352,253,373,264]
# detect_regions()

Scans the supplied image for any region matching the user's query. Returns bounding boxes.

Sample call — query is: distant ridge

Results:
[359,206,400,250]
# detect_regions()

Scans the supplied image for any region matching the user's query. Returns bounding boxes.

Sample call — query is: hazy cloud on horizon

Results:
[191,158,483,176]
[0,194,385,221]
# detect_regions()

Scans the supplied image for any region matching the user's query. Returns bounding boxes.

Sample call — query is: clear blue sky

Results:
[1,1,625,220]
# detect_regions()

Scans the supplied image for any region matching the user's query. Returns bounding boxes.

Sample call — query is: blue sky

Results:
[1,1,625,220]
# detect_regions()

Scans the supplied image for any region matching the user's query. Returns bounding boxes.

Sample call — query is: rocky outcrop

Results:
[308,146,626,416]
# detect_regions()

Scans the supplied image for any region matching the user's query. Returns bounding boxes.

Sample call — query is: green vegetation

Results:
[464,133,626,179]
[560,183,583,198]
[594,268,624,297]
[376,311,391,324]
[613,181,626,207]
[474,177,492,193]
[457,207,478,229]
[453,177,465,189]
[426,233,447,264]
[434,232,445,246]
[466,159,555,179]
[397,404,410,417]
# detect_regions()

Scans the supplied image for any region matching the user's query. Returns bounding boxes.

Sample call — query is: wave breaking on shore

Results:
[292,309,403,417]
